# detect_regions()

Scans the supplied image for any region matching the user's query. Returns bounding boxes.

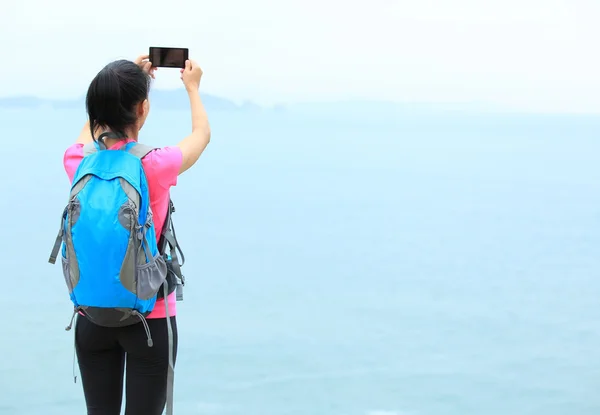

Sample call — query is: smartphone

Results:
[149,47,189,68]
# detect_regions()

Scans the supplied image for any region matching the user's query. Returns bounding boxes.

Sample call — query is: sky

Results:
[1,0,599,113]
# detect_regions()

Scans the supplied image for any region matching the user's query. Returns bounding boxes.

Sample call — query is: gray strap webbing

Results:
[126,143,155,159]
[163,282,175,415]
[49,207,68,264]
[82,142,97,157]
[163,232,183,280]
[49,231,63,264]
[82,141,155,158]
[159,199,185,301]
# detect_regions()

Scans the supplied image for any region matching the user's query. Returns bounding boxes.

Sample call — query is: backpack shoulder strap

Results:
[82,142,97,157]
[126,143,156,159]
[160,200,185,268]
[83,141,156,159]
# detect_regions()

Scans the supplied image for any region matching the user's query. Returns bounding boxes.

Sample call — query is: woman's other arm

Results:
[176,59,211,175]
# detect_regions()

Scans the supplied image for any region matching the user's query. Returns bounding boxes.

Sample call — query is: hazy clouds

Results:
[1,0,599,112]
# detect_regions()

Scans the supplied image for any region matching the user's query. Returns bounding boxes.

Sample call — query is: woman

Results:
[62,54,211,414]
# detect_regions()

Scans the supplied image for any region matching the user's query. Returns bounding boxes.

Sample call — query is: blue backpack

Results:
[49,139,183,414]
[49,139,168,329]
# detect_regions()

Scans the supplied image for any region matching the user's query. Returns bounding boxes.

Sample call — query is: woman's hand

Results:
[180,59,203,92]
[134,54,157,79]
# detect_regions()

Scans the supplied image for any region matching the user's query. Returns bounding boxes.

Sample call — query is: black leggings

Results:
[75,314,178,415]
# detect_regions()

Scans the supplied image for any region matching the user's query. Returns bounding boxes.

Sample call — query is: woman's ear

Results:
[136,99,150,131]
[140,98,150,118]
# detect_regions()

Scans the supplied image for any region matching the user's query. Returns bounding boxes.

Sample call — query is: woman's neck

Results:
[104,137,137,148]
[96,127,138,148]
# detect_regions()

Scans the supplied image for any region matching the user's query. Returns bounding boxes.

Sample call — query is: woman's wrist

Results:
[186,85,200,94]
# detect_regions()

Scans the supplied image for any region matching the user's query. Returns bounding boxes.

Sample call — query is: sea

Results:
[0,103,599,415]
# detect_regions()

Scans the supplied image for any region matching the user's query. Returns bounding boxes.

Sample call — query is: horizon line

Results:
[0,91,599,116]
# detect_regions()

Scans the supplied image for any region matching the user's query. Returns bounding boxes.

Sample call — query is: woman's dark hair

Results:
[86,59,151,140]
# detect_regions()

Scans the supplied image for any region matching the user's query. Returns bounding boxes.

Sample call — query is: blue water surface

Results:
[0,105,599,415]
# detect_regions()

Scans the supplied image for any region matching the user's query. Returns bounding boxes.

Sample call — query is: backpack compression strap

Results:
[159,199,186,295]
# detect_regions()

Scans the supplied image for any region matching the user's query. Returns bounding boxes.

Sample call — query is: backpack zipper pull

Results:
[132,311,154,347]
[65,308,77,331]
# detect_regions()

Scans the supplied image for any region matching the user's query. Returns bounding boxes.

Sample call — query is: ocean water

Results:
[0,105,599,415]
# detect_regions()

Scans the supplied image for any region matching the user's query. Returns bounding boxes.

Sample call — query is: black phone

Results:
[149,47,189,68]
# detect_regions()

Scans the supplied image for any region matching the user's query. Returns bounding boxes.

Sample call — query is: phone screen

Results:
[149,47,189,68]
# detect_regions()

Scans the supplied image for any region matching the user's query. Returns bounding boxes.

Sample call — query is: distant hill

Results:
[0,89,262,112]
[149,89,241,111]
[1,92,563,116]
[0,95,84,109]
[287,99,513,115]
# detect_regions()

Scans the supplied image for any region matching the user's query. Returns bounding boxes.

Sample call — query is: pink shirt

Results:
[63,139,183,319]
